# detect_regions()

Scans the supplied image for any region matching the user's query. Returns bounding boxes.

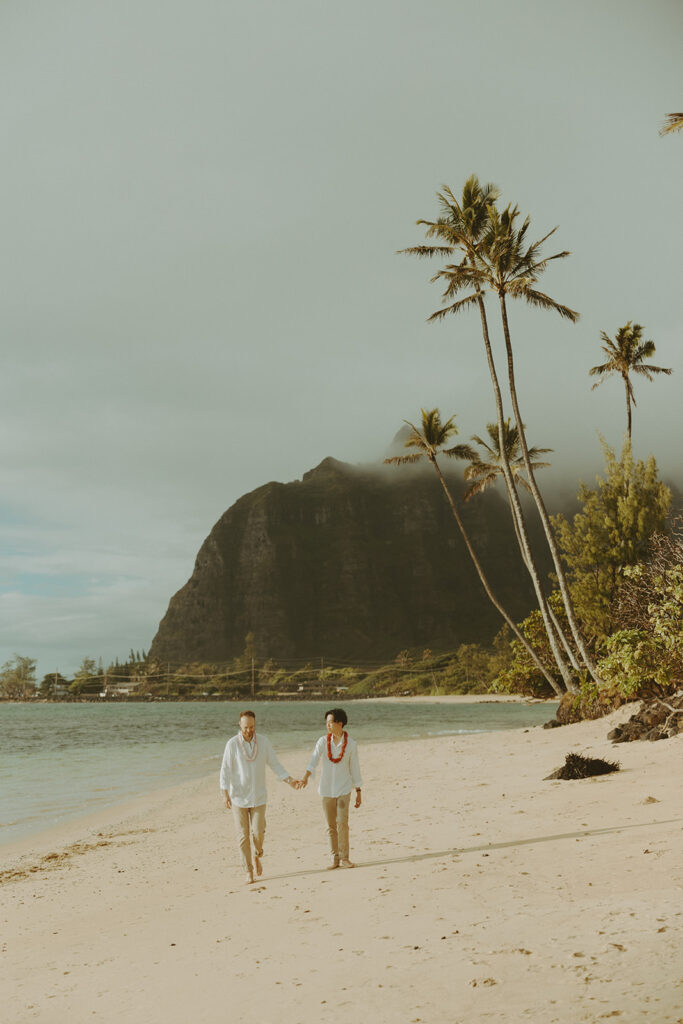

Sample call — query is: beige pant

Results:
[231,804,266,873]
[322,793,350,862]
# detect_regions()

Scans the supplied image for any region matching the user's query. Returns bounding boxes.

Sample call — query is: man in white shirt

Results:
[301,707,362,869]
[220,710,298,884]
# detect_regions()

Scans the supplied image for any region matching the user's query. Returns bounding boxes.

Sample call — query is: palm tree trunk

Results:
[507,480,581,671]
[498,293,601,684]
[472,287,577,692]
[625,380,632,446]
[430,457,564,696]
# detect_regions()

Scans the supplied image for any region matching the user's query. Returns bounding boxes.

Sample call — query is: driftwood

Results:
[544,752,621,781]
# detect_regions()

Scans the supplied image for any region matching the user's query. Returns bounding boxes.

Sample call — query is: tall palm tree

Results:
[660,113,683,135]
[438,200,599,683]
[385,408,564,695]
[589,322,672,445]
[400,180,579,690]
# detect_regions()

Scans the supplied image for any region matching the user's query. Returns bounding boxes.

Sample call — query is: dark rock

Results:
[543,718,562,729]
[149,455,548,665]
[610,693,683,742]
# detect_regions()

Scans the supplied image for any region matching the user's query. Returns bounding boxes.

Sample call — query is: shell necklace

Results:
[240,734,258,761]
[326,731,348,764]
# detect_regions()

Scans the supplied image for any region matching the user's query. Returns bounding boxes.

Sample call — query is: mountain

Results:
[149,455,548,665]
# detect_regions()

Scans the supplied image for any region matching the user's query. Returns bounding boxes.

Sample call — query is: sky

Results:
[1,0,681,680]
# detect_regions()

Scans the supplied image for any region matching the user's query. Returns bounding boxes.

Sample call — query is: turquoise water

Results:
[0,700,556,847]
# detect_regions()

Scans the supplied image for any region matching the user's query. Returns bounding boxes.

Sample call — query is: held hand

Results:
[300,775,308,788]
[286,777,299,789]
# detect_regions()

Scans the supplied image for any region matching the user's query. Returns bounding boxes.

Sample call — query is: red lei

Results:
[327,731,349,763]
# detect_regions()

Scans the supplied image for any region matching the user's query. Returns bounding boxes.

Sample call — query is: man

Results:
[300,708,362,869]
[220,710,298,884]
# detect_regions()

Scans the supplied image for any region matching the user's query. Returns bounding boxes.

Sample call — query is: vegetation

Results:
[589,322,672,445]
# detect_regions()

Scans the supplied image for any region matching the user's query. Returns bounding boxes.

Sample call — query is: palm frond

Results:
[427,293,480,322]
[442,442,477,461]
[517,287,579,322]
[397,245,454,259]
[660,113,683,136]
[384,454,424,465]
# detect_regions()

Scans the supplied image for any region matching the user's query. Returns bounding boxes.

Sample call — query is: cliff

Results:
[149,456,546,664]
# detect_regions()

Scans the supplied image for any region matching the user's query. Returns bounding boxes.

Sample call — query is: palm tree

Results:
[464,418,551,501]
[660,113,683,135]
[385,408,564,696]
[589,322,672,445]
[465,421,580,671]
[446,200,599,683]
[400,180,580,691]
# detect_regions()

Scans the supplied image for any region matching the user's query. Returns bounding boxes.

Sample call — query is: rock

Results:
[149,455,546,664]
[610,692,683,743]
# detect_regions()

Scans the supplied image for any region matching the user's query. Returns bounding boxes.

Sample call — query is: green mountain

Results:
[149,455,549,665]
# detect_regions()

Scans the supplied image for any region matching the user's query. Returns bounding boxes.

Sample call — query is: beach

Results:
[2,702,682,1023]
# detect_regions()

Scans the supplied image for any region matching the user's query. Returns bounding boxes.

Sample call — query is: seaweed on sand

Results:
[545,752,621,781]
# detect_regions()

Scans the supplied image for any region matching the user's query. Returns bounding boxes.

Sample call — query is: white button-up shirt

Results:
[306,733,362,798]
[219,732,290,808]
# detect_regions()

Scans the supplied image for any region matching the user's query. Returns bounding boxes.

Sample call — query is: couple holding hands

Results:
[219,708,362,884]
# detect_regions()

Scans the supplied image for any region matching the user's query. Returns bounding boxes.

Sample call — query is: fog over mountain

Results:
[1,0,680,680]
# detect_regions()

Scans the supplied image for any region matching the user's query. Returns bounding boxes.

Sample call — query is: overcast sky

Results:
[1,0,681,680]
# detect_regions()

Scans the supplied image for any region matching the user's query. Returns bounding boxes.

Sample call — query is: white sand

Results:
[2,703,682,1023]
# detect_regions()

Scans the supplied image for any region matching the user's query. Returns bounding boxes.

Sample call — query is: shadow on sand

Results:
[250,816,683,886]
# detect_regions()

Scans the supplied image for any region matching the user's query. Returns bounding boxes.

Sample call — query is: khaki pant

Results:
[231,804,266,873]
[322,793,350,863]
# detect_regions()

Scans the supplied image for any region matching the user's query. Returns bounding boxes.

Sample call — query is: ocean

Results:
[0,699,557,847]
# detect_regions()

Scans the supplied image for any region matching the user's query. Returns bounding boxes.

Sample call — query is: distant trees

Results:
[589,322,672,445]
[0,655,37,698]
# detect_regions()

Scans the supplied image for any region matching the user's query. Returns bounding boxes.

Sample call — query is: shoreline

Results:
[5,705,682,1022]
[1,695,555,855]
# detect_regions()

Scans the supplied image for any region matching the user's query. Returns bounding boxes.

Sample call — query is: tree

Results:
[38,672,71,698]
[400,179,582,689]
[385,408,564,695]
[70,657,99,695]
[553,441,672,642]
[0,655,37,699]
[660,113,683,135]
[589,321,672,445]
[464,418,580,672]
[464,418,551,501]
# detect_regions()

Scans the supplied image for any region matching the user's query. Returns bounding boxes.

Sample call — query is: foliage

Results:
[552,441,671,642]
[70,657,100,695]
[597,559,683,698]
[489,597,567,698]
[0,655,37,699]
[38,672,71,698]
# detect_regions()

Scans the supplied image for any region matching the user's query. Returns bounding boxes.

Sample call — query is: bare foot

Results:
[254,855,263,877]
[245,871,255,884]
[339,859,355,869]
[327,860,340,870]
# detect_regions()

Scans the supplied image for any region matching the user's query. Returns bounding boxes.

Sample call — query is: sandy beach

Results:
[2,702,682,1024]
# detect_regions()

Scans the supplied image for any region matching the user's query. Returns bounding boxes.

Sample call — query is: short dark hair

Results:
[325,707,348,727]
[239,710,256,721]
